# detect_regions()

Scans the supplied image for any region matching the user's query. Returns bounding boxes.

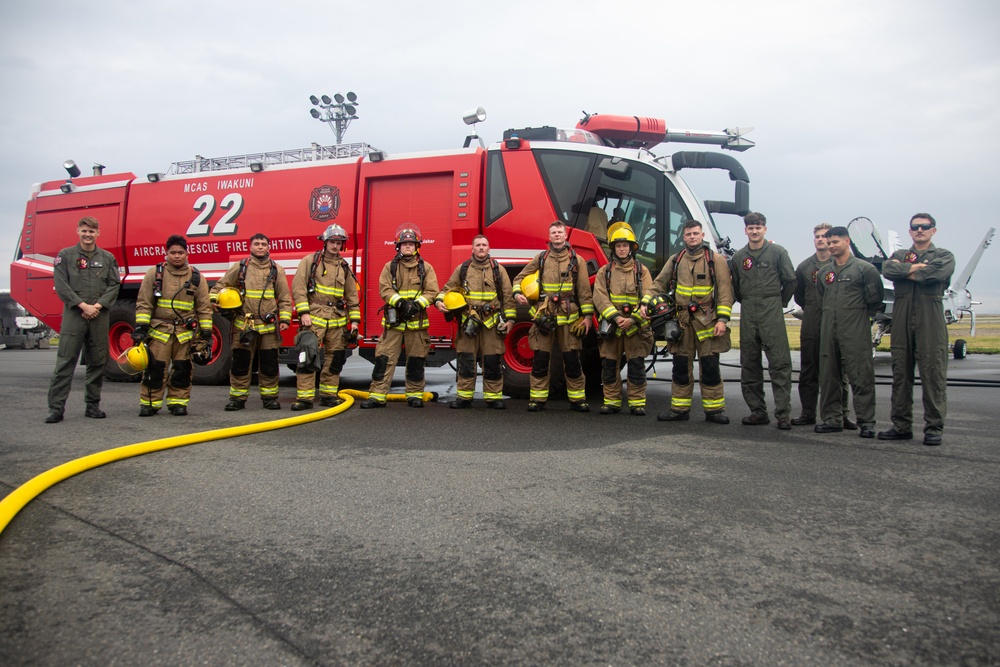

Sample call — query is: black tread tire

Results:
[953,338,968,360]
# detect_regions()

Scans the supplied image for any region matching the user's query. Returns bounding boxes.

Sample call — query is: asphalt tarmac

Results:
[1,349,998,666]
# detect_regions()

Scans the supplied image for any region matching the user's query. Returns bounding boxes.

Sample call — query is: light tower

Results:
[309,92,359,144]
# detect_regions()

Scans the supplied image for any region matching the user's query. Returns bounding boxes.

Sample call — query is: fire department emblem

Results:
[742,257,753,270]
[308,185,341,222]
[904,251,918,263]
[824,270,836,285]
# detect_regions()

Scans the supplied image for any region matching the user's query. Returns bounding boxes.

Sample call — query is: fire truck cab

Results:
[10,112,753,398]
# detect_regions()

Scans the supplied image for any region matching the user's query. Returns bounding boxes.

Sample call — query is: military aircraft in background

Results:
[848,216,996,359]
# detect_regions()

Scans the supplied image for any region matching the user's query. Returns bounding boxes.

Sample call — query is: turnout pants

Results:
[455,325,505,402]
[599,329,652,409]
[229,329,281,403]
[47,310,110,413]
[367,328,431,403]
[141,336,193,409]
[296,324,348,402]
[669,321,728,415]
[528,323,586,404]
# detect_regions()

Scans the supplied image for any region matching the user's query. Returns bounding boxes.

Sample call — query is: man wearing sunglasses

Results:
[878,214,955,446]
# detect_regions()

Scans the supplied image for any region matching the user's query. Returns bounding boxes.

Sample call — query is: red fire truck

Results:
[10,112,753,397]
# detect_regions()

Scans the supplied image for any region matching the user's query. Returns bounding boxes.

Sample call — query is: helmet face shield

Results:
[116,343,149,375]
[394,224,422,248]
[319,224,349,245]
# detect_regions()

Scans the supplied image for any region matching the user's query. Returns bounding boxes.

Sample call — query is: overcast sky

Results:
[2,0,999,313]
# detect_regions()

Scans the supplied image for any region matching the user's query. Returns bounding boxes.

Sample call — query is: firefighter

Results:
[792,224,855,428]
[878,213,955,446]
[813,227,884,437]
[211,233,292,410]
[133,235,213,416]
[645,219,734,423]
[731,212,796,429]
[512,220,595,412]
[360,225,440,409]
[45,216,121,423]
[434,234,516,409]
[289,225,360,411]
[592,224,654,415]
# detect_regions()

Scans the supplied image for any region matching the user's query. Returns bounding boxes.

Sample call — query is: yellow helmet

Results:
[216,287,243,318]
[608,223,637,246]
[606,221,632,240]
[519,271,540,302]
[116,342,149,376]
[441,291,468,312]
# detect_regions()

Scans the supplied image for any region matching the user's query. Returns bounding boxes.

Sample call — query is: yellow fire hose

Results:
[0,389,433,538]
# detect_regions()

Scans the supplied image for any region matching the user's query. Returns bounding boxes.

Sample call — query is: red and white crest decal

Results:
[904,251,918,263]
[824,271,836,285]
[309,185,341,222]
[77,257,89,270]
[742,257,753,270]
[810,269,818,284]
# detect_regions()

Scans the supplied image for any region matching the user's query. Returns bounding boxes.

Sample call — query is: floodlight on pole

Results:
[308,91,361,144]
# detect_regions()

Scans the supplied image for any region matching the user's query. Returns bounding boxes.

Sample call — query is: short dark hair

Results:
[681,219,703,232]
[250,233,270,243]
[78,216,100,230]
[743,212,766,227]
[910,213,936,228]
[549,220,566,230]
[473,234,489,243]
[165,234,187,251]
[824,226,850,239]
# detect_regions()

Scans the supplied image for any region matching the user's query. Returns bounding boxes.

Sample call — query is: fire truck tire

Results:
[105,299,142,383]
[193,314,233,385]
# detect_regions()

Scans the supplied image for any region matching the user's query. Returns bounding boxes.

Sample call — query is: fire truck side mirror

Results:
[598,156,631,180]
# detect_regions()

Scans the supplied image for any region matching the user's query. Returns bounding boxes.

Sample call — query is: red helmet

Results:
[394,224,422,248]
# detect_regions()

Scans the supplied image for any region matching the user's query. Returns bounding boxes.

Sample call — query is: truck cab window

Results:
[534,151,596,224]
[485,150,512,226]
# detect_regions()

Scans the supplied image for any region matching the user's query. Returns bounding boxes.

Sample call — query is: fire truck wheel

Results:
[105,299,142,383]
[193,313,233,385]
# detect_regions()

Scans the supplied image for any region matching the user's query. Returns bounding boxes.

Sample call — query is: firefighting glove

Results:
[132,325,149,344]
[200,329,212,342]
[570,318,588,337]
[400,298,422,321]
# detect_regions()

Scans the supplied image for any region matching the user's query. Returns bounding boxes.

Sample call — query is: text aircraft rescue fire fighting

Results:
[11,100,755,397]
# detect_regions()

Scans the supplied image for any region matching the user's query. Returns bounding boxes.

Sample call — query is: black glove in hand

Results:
[400,299,422,321]
[131,325,148,344]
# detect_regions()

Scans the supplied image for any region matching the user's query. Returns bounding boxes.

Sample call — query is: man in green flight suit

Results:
[45,216,122,423]
[813,227,884,438]
[730,212,797,429]
[878,213,955,446]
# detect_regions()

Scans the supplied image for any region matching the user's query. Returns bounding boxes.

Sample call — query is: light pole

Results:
[309,92,359,144]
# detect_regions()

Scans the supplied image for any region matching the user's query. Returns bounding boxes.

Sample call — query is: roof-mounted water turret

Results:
[576,112,754,151]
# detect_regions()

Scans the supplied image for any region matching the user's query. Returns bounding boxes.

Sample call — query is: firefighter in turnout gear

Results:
[134,235,213,416]
[878,213,956,446]
[513,221,595,412]
[645,220,734,423]
[45,216,121,423]
[592,224,654,415]
[814,227,885,438]
[210,233,292,410]
[290,225,360,411]
[730,212,796,429]
[435,235,516,409]
[360,225,440,409]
